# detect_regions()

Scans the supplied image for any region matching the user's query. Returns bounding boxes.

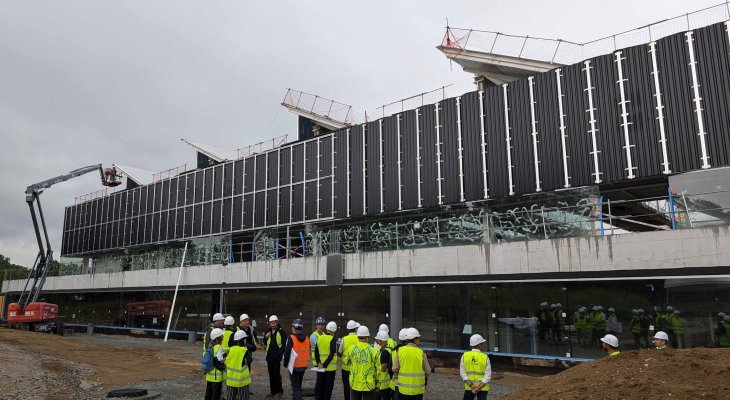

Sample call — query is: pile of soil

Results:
[503,348,730,400]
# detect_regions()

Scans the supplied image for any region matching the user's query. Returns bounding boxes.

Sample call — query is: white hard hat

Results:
[469,334,487,347]
[379,324,389,333]
[398,328,408,341]
[224,316,235,326]
[346,320,359,330]
[210,328,224,341]
[269,315,279,322]
[240,313,250,321]
[666,306,674,311]
[213,313,225,322]
[375,330,390,341]
[356,326,370,337]
[234,330,248,341]
[653,331,669,341]
[600,334,619,348]
[608,308,615,313]
[405,327,421,340]
[326,321,338,332]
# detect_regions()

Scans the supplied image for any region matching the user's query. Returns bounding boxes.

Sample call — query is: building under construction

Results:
[4,4,730,360]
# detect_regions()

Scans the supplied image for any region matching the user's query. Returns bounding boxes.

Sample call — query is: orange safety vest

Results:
[291,335,311,368]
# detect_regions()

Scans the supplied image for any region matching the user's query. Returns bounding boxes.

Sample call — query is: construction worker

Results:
[537,302,551,343]
[204,313,226,353]
[574,308,591,347]
[671,310,685,349]
[284,319,311,400]
[392,328,430,400]
[375,324,398,351]
[226,330,253,400]
[606,307,618,334]
[263,315,288,398]
[665,306,676,345]
[314,321,338,400]
[591,306,607,348]
[339,320,361,400]
[638,309,650,347]
[654,306,667,334]
[311,316,326,365]
[205,328,226,400]
[552,303,564,343]
[223,316,238,353]
[600,334,620,357]
[630,310,645,349]
[652,331,669,349]
[375,330,394,400]
[715,313,728,347]
[239,314,258,370]
[344,326,379,400]
[460,334,491,400]
[718,315,730,348]
[389,329,409,399]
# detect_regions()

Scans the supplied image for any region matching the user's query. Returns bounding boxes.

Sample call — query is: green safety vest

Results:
[266,329,283,352]
[378,346,393,390]
[575,316,591,333]
[720,322,730,347]
[222,327,238,353]
[225,346,252,388]
[671,317,685,334]
[346,341,379,391]
[397,345,425,396]
[311,331,323,365]
[205,344,225,383]
[666,313,676,330]
[341,334,359,372]
[591,313,606,330]
[462,350,490,392]
[609,351,621,357]
[317,334,337,372]
[387,338,397,349]
[631,316,642,334]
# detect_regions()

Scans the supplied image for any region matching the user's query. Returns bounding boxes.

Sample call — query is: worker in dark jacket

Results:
[264,315,288,398]
[284,319,311,400]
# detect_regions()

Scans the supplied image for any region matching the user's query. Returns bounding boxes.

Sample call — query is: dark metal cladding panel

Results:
[194,171,204,203]
[113,192,122,221]
[104,196,114,224]
[319,177,332,218]
[169,178,178,212]
[266,189,278,226]
[223,162,233,198]
[533,71,564,192]
[123,190,132,218]
[113,221,121,249]
[267,151,279,189]
[460,91,486,201]
[440,97,461,204]
[279,147,292,186]
[137,187,146,217]
[305,180,318,220]
[161,180,170,211]
[333,129,349,218]
[365,121,382,214]
[400,110,420,209]
[278,187,291,224]
[213,165,223,200]
[201,202,211,235]
[183,206,193,237]
[222,198,232,233]
[592,54,626,184]
[93,198,102,225]
[562,62,594,187]
[159,212,168,242]
[144,214,153,243]
[305,140,318,181]
[204,168,214,201]
[89,225,97,251]
[623,44,662,178]
[419,105,439,207]
[509,79,536,195]
[193,204,203,236]
[292,144,305,183]
[175,209,184,239]
[320,134,333,177]
[143,214,151,243]
[129,217,138,245]
[104,222,112,248]
[291,183,304,222]
[130,189,138,217]
[62,207,71,254]
[350,125,366,216]
[243,194,254,229]
[164,210,174,241]
[231,196,243,231]
[695,22,730,167]
[244,157,255,193]
[254,191,266,227]
[657,31,700,173]
[484,85,510,198]
[382,115,400,212]
[184,174,194,206]
[212,200,222,234]
[233,160,244,196]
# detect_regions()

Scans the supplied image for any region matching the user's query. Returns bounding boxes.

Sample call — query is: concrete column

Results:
[390,286,403,335]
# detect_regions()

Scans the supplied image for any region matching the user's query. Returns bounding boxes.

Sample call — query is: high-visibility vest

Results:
[389,347,399,391]
[311,331,323,365]
[341,334,359,371]
[225,346,252,388]
[378,346,393,390]
[266,329,283,353]
[609,351,620,357]
[575,316,591,333]
[387,338,397,349]
[291,335,311,368]
[397,345,425,395]
[462,350,490,392]
[630,316,642,334]
[222,328,238,352]
[317,334,337,372]
[205,344,225,383]
[671,317,685,334]
[347,341,379,391]
[720,322,730,347]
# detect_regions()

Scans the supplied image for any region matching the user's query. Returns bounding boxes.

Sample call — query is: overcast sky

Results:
[0,0,721,268]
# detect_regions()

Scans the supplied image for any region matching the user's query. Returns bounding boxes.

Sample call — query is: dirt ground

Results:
[0,328,539,400]
[503,347,730,400]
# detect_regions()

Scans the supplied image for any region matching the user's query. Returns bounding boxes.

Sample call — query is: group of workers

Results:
[201,313,493,400]
[599,327,688,358]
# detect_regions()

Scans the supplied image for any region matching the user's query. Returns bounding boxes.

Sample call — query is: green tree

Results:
[0,253,29,290]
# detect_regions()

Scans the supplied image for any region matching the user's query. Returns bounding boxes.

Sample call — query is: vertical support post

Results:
[598,195,605,236]
[668,188,677,230]
[681,191,693,228]
[415,109,423,207]
[397,114,403,210]
[346,128,351,217]
[502,84,515,195]
[607,199,614,235]
[300,232,307,256]
[541,206,548,240]
[456,96,466,202]
[435,103,444,204]
[362,124,367,214]
[378,120,384,213]
[390,286,403,336]
[649,41,671,174]
[219,287,224,315]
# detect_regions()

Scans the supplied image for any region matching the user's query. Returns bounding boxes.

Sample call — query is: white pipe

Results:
[584,60,602,184]
[164,241,188,342]
[555,69,571,188]
[649,41,671,174]
[528,77,542,192]
[614,51,636,179]
[685,31,711,169]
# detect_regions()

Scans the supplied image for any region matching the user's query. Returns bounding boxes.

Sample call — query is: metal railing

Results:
[282,89,354,126]
[152,164,187,182]
[236,134,289,158]
[441,2,730,65]
[75,188,111,205]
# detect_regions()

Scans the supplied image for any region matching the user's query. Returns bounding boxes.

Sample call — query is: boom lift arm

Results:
[16,164,121,313]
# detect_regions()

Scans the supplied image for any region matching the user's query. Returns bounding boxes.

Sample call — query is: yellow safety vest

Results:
[341,333,359,371]
[378,346,393,390]
[317,334,337,372]
[397,345,425,395]
[346,342,379,392]
[389,347,398,391]
[205,344,225,383]
[225,346,252,388]
[266,329,283,352]
[609,351,621,357]
[222,329,235,352]
[462,350,490,392]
